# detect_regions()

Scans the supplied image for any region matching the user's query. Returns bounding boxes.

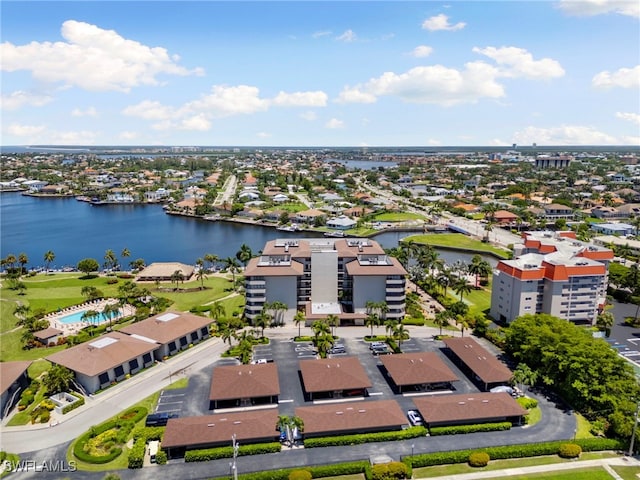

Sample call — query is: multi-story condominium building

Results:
[490,231,613,325]
[244,238,407,324]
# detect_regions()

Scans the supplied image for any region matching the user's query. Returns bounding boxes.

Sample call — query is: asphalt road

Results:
[2,326,578,480]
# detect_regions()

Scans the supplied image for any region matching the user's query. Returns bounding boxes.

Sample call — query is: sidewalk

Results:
[428,456,640,479]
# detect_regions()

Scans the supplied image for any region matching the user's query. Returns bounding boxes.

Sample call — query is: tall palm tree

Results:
[204,253,219,272]
[120,248,131,271]
[195,264,208,289]
[4,254,17,273]
[326,314,340,337]
[255,310,271,337]
[512,363,538,393]
[364,312,380,338]
[384,319,398,338]
[223,257,241,284]
[315,332,335,359]
[436,269,453,298]
[101,303,120,329]
[236,243,253,268]
[210,302,226,323]
[293,311,306,339]
[18,252,29,274]
[269,301,288,325]
[393,323,410,350]
[453,277,472,301]
[311,320,331,341]
[81,309,100,334]
[434,310,451,336]
[170,270,184,289]
[104,249,117,271]
[43,250,55,273]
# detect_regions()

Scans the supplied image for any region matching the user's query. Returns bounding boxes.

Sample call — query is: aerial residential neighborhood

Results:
[1,146,640,479]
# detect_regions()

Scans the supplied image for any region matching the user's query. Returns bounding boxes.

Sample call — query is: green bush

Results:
[558,443,582,459]
[303,427,427,448]
[429,422,511,436]
[128,426,165,469]
[288,470,312,480]
[185,442,281,462]
[401,318,425,326]
[371,462,408,480]
[155,450,167,465]
[517,397,538,409]
[234,462,368,480]
[62,393,85,414]
[468,452,490,467]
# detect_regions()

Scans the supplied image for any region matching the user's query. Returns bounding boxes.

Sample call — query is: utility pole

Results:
[230,433,239,480]
[628,400,640,457]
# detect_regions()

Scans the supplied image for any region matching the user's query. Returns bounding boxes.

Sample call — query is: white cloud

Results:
[473,46,565,79]
[119,131,139,140]
[257,132,272,138]
[616,112,640,125]
[178,114,211,131]
[5,123,97,144]
[511,125,620,145]
[558,0,640,18]
[336,30,357,42]
[411,45,434,58]
[326,118,344,129]
[0,20,203,92]
[272,91,328,107]
[122,100,174,120]
[300,111,317,121]
[71,106,97,117]
[422,14,466,32]
[337,62,504,106]
[312,30,332,38]
[427,138,442,146]
[182,85,269,117]
[0,90,53,110]
[592,65,640,88]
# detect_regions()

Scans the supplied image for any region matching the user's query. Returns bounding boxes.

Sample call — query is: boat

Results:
[203,214,221,221]
[277,223,301,232]
[324,231,345,238]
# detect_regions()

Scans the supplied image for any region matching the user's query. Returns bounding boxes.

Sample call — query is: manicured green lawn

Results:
[154,275,235,311]
[372,212,426,222]
[611,465,640,480]
[575,412,596,439]
[403,233,511,259]
[505,468,613,479]
[267,202,308,213]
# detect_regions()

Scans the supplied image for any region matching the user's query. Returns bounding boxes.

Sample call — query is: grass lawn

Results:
[372,212,426,222]
[526,405,542,426]
[413,452,619,478]
[154,275,235,311]
[611,465,640,480]
[576,412,596,439]
[267,202,308,213]
[403,233,511,259]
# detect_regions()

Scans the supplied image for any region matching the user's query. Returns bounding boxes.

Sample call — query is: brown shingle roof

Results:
[120,311,211,345]
[243,257,304,277]
[136,262,194,281]
[413,392,527,425]
[33,327,63,339]
[380,352,459,386]
[46,331,158,377]
[344,257,407,276]
[162,410,280,449]
[210,363,280,401]
[295,400,406,436]
[442,337,512,385]
[0,361,32,395]
[299,357,371,393]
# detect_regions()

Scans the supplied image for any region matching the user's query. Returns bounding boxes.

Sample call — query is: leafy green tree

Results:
[596,311,615,337]
[77,258,100,276]
[43,365,74,395]
[512,363,538,393]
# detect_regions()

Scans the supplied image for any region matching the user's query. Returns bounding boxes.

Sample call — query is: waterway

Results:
[0,192,496,269]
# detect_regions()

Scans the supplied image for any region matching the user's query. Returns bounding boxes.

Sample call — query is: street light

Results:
[411,443,415,458]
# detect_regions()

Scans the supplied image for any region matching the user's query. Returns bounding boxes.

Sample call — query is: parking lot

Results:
[155,334,485,423]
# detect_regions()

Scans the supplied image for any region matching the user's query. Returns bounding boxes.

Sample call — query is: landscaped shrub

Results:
[127,438,145,469]
[468,452,490,467]
[128,426,166,468]
[303,427,427,448]
[370,462,408,480]
[232,462,368,480]
[558,443,582,458]
[428,422,511,436]
[288,470,312,480]
[62,393,85,414]
[185,442,281,462]
[517,397,538,409]
[155,450,167,465]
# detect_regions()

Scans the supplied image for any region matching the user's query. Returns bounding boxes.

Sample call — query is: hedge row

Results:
[429,422,512,436]
[304,427,427,449]
[228,461,370,480]
[62,392,85,414]
[409,438,626,468]
[185,443,281,462]
[128,426,166,469]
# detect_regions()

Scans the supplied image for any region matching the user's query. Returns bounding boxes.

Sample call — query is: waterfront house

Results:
[326,215,357,230]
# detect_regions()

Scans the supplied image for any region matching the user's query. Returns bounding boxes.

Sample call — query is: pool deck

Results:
[45,299,136,336]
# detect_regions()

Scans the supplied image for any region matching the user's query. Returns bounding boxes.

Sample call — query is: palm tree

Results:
[311,320,331,341]
[453,277,472,301]
[210,302,226,322]
[104,249,118,271]
[236,243,253,268]
[101,303,120,329]
[120,248,131,271]
[195,264,208,289]
[43,250,55,273]
[392,323,410,350]
[4,254,17,274]
[293,311,306,339]
[596,310,615,337]
[315,332,335,359]
[326,314,340,337]
[384,319,398,338]
[13,304,31,325]
[223,257,241,284]
[170,270,184,289]
[434,310,451,336]
[236,338,254,364]
[204,253,219,272]
[17,252,28,274]
[436,269,453,298]
[255,310,271,338]
[81,309,100,334]
[365,312,380,338]
[512,363,538,393]
[269,301,288,326]
[617,243,632,265]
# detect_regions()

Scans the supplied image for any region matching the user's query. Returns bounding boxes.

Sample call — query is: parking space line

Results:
[368,392,383,396]
[278,399,294,403]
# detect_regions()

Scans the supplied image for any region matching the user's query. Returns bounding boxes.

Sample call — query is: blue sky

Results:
[1,1,639,147]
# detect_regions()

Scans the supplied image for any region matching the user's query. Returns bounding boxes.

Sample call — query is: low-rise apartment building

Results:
[244,238,407,324]
[490,231,613,325]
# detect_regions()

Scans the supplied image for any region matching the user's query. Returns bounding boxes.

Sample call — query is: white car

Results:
[407,410,423,426]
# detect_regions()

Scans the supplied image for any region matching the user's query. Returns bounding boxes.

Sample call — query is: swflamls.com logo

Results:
[2,459,77,472]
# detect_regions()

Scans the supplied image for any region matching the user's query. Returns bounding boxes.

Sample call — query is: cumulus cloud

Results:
[272,91,328,107]
[473,46,565,79]
[592,65,640,88]
[123,84,328,132]
[422,14,466,31]
[71,106,97,117]
[411,45,434,58]
[336,30,357,42]
[558,0,640,18]
[257,132,272,138]
[326,118,345,129]
[511,125,620,145]
[0,20,203,92]
[337,62,504,106]
[616,112,640,125]
[6,123,97,144]
[1,90,53,110]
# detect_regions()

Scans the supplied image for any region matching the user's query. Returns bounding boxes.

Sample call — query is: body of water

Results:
[0,192,496,270]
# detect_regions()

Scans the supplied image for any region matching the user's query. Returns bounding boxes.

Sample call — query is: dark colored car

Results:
[145,412,179,426]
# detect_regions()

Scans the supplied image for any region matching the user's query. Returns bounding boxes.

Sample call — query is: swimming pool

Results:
[58,308,121,325]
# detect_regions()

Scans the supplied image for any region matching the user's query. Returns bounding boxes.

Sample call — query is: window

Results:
[143,353,152,364]
[179,337,188,346]
[200,327,208,336]
[98,372,109,384]
[114,365,125,377]
[190,332,198,342]
[129,359,139,370]
[168,341,177,352]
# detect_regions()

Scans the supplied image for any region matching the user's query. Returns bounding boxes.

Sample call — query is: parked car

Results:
[371,345,391,355]
[145,412,179,427]
[329,346,346,354]
[369,341,386,350]
[407,410,423,426]
[343,388,366,397]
